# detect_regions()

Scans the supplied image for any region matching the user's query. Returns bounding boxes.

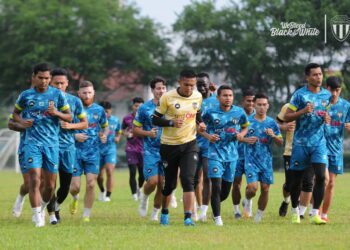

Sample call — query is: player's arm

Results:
[61,115,88,130]
[115,130,122,143]
[284,103,313,122]
[13,107,33,128]
[197,130,220,143]
[132,120,157,138]
[8,115,26,132]
[196,110,206,132]
[152,111,177,127]
[265,127,283,146]
[47,103,72,122]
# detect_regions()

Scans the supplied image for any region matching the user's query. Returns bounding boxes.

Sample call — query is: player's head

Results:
[196,72,211,98]
[178,69,197,97]
[305,63,323,88]
[150,77,167,101]
[217,85,234,108]
[242,87,255,114]
[132,97,144,114]
[254,93,269,116]
[326,76,342,99]
[78,80,95,106]
[99,101,112,119]
[32,63,51,91]
[50,68,69,92]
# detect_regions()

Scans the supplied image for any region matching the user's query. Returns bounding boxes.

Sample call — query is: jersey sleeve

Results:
[240,111,249,128]
[115,118,122,134]
[133,105,145,127]
[75,98,86,119]
[57,91,70,111]
[122,117,128,130]
[277,104,288,121]
[15,93,26,111]
[272,120,282,138]
[288,92,300,111]
[155,94,168,115]
[99,109,108,128]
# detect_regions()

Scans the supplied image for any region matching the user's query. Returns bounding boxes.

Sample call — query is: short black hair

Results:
[242,87,256,97]
[326,76,342,89]
[51,68,68,78]
[197,72,210,79]
[33,63,51,75]
[132,97,144,104]
[305,63,321,76]
[217,85,233,96]
[179,69,196,79]
[99,101,112,109]
[253,93,269,102]
[149,77,166,89]
[79,80,94,89]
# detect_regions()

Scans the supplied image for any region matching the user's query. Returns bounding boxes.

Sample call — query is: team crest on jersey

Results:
[175,103,180,109]
[321,100,327,107]
[192,102,198,109]
[232,119,239,125]
[248,129,255,134]
[93,113,98,119]
[337,112,343,118]
[214,119,220,124]
[29,100,35,107]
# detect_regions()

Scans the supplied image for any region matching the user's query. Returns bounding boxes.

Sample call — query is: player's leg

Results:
[255,181,271,223]
[137,153,145,195]
[128,163,138,200]
[105,163,115,201]
[97,164,106,201]
[321,171,336,221]
[151,174,164,221]
[279,155,291,217]
[299,166,314,219]
[309,163,326,224]
[199,157,210,221]
[232,159,244,219]
[69,156,83,215]
[83,173,98,221]
[13,172,30,218]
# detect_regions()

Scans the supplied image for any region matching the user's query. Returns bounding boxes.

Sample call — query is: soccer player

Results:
[152,69,206,226]
[321,76,350,221]
[122,97,144,201]
[284,63,331,225]
[12,63,72,227]
[97,101,122,202]
[241,93,283,222]
[133,77,167,221]
[69,80,109,222]
[195,72,218,222]
[201,85,248,226]
[231,88,255,219]
[47,68,88,224]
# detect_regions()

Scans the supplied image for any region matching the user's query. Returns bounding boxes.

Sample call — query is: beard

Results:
[82,97,94,106]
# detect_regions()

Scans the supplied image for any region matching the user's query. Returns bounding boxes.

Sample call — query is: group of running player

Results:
[9,62,348,227]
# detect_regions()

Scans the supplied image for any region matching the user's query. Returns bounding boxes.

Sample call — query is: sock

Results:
[73,194,79,201]
[321,213,327,219]
[161,208,169,215]
[233,205,241,214]
[184,211,192,220]
[214,215,221,221]
[201,205,208,215]
[55,201,61,212]
[284,196,291,204]
[32,207,41,215]
[49,214,57,222]
[299,205,307,216]
[18,194,25,202]
[291,207,299,215]
[106,191,111,197]
[41,200,49,212]
[310,208,319,217]
[153,207,160,214]
[255,209,264,218]
[83,208,91,218]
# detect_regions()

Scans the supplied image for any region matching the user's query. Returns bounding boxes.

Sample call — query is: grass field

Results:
[0,170,350,250]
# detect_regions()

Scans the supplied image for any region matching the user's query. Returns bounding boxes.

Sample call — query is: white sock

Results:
[233,205,241,214]
[214,215,221,220]
[299,205,307,216]
[284,196,291,203]
[153,207,160,214]
[55,201,60,212]
[49,214,57,221]
[201,205,208,215]
[73,194,79,201]
[83,208,91,218]
[321,213,327,219]
[255,209,264,218]
[310,208,319,217]
[291,207,299,215]
[17,194,25,202]
[40,200,49,212]
[32,207,41,215]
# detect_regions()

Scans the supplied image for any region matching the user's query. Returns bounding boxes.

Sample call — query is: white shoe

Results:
[242,199,252,218]
[98,191,106,201]
[49,214,58,225]
[214,216,223,226]
[13,195,25,218]
[138,193,149,217]
[104,196,111,202]
[34,212,45,227]
[198,213,207,222]
[132,194,138,201]
[150,208,160,221]
[170,195,177,208]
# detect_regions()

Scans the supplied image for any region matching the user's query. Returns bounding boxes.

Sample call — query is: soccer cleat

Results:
[300,215,305,220]
[49,214,58,225]
[70,200,78,215]
[160,213,169,225]
[192,209,198,222]
[83,217,90,223]
[214,216,223,226]
[55,210,61,223]
[34,213,45,227]
[234,213,242,219]
[321,216,329,223]
[104,197,111,202]
[138,193,149,217]
[98,191,106,201]
[291,213,301,224]
[184,218,195,226]
[150,209,160,221]
[132,194,138,201]
[254,214,262,223]
[170,194,178,208]
[13,196,25,218]
[242,199,252,218]
[279,201,289,217]
[198,213,207,222]
[310,215,327,225]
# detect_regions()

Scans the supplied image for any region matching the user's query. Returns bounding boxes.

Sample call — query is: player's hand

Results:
[303,102,314,114]
[208,134,220,143]
[99,132,107,143]
[75,133,88,142]
[345,123,350,131]
[245,136,258,144]
[265,128,275,137]
[47,101,58,116]
[148,128,158,138]
[286,121,295,131]
[21,119,34,128]
[236,132,244,142]
[173,119,184,128]
[197,122,206,132]
[323,112,331,124]
[60,121,71,130]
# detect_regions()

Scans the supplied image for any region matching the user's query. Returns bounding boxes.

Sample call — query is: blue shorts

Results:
[22,144,59,174]
[198,146,209,159]
[245,166,274,184]
[208,159,236,182]
[59,145,76,174]
[18,151,28,174]
[143,151,164,181]
[328,154,343,175]
[234,158,245,178]
[290,144,328,171]
[73,149,100,176]
[100,148,117,166]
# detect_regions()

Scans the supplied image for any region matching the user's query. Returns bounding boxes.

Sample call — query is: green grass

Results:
[1,170,350,249]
